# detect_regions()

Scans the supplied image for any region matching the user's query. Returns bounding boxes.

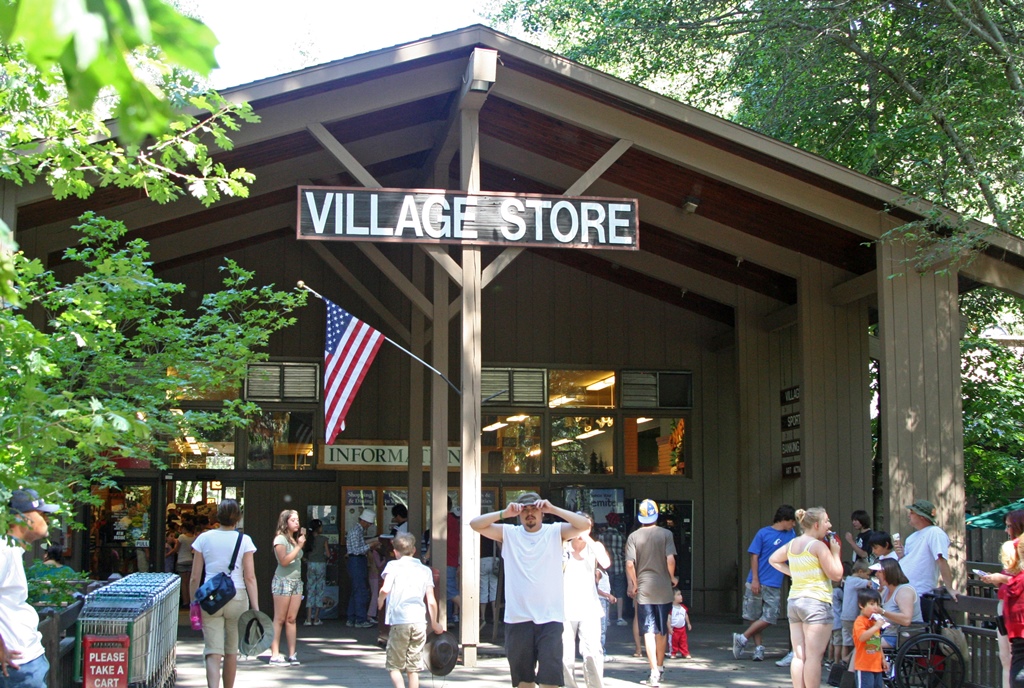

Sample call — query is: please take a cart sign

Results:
[297,186,639,250]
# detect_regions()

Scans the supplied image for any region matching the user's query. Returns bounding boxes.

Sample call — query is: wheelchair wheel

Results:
[893,632,965,688]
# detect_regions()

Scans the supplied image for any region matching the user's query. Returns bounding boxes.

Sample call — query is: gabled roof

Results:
[17,25,1024,322]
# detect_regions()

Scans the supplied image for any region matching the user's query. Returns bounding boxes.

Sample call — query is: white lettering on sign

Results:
[87,651,126,663]
[298,187,638,250]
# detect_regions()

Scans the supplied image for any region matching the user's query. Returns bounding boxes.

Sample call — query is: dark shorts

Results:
[637,602,672,636]
[505,621,563,686]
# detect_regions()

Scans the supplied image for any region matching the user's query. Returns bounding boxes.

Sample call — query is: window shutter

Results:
[245,363,320,402]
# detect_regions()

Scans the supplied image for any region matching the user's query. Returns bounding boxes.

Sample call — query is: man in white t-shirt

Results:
[471,492,590,688]
[895,499,958,599]
[1,489,60,688]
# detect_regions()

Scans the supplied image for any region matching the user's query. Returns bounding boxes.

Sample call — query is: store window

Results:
[247,410,316,470]
[481,413,542,474]
[167,422,237,470]
[548,369,616,409]
[89,485,153,578]
[551,415,615,475]
[623,416,687,475]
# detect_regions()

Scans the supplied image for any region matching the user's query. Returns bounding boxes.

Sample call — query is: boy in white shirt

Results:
[378,533,443,688]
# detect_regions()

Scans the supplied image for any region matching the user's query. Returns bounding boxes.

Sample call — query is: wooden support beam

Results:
[421,245,463,287]
[831,270,877,305]
[305,242,410,343]
[762,304,798,332]
[481,248,523,288]
[355,242,433,318]
[563,138,633,197]
[307,121,381,188]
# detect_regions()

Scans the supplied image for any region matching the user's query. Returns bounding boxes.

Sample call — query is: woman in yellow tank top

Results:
[769,508,844,688]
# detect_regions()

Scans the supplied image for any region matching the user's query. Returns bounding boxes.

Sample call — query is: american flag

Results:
[323,299,384,444]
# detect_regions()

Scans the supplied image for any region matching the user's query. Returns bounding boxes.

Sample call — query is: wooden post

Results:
[877,240,965,585]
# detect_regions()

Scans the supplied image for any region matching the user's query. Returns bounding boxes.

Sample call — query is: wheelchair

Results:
[883,589,966,688]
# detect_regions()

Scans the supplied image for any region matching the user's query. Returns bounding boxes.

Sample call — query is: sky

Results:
[194,0,494,89]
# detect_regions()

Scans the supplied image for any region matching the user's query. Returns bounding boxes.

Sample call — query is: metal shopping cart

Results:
[74,573,180,688]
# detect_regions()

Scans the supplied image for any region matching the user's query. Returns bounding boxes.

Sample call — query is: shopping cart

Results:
[74,573,179,688]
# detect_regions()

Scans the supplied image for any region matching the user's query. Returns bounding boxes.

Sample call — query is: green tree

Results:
[0,0,288,524]
[494,0,1024,260]
[0,0,259,305]
[1,214,305,530]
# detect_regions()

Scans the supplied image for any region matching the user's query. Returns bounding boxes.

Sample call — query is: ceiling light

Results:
[549,395,575,408]
[586,376,615,391]
[576,429,605,440]
[506,414,529,422]
[482,421,508,432]
[551,438,573,447]
[636,417,653,424]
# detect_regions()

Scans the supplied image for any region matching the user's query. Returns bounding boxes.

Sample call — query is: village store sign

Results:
[297,186,639,249]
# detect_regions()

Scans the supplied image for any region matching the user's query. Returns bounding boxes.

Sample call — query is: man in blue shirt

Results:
[732,505,797,662]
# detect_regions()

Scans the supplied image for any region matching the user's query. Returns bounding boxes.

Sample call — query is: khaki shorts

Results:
[742,583,783,625]
[385,622,427,673]
[787,596,832,625]
[201,591,249,656]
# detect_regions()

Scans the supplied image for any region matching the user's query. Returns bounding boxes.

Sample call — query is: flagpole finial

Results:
[297,281,324,300]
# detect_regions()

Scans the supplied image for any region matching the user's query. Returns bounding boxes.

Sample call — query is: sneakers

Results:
[616,618,628,627]
[753,645,766,661]
[303,619,312,626]
[287,655,300,666]
[451,614,460,624]
[313,619,323,626]
[355,620,376,628]
[345,619,354,627]
[647,669,661,687]
[732,633,748,659]
[776,650,794,667]
[269,656,289,666]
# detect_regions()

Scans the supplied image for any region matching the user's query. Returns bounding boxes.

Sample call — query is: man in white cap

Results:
[895,499,958,599]
[345,508,379,628]
[626,499,677,687]
[1,488,60,688]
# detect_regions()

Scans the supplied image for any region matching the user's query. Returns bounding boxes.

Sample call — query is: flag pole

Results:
[298,281,462,396]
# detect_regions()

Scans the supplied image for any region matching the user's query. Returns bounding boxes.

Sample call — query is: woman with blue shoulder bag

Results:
[189,500,259,688]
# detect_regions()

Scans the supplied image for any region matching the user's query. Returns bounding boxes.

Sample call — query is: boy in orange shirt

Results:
[853,588,890,688]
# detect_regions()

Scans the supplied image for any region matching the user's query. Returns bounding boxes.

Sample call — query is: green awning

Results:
[966,499,1024,529]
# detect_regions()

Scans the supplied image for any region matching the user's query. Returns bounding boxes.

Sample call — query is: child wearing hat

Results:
[378,532,443,687]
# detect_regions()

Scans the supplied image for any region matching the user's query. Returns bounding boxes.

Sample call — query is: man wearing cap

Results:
[470,492,590,688]
[346,508,379,628]
[895,499,958,599]
[626,499,677,687]
[1,489,59,688]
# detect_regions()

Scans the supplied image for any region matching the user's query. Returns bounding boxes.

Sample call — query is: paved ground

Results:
[171,610,799,688]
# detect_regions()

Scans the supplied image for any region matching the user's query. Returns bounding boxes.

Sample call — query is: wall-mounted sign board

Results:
[297,186,639,250]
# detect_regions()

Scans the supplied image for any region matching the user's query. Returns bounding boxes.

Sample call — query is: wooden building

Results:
[8,26,1024,646]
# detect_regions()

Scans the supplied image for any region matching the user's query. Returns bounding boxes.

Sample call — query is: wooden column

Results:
[876,240,964,582]
[407,249,425,539]
[459,101,483,668]
[431,259,450,624]
[797,258,873,518]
